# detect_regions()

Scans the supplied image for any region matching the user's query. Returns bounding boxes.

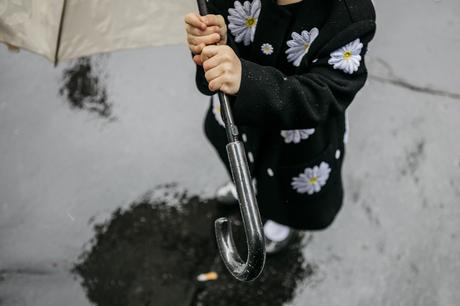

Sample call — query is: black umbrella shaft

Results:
[196,0,238,143]
[218,92,239,142]
[197,0,208,15]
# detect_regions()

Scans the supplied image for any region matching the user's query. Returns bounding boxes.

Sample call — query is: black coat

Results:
[196,0,376,230]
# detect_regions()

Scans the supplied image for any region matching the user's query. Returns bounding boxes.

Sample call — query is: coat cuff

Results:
[233,58,280,127]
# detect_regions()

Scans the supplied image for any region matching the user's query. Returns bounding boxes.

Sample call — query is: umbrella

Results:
[0,0,265,281]
[196,1,265,282]
[0,0,196,63]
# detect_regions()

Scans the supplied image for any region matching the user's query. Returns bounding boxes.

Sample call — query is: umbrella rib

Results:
[54,0,68,66]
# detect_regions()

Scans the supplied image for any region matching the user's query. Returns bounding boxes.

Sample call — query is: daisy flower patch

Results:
[291,162,331,195]
[285,28,319,67]
[280,129,315,144]
[328,38,363,74]
[228,0,261,46]
[261,43,274,55]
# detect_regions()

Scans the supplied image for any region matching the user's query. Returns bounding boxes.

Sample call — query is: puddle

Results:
[74,186,315,306]
[59,56,113,119]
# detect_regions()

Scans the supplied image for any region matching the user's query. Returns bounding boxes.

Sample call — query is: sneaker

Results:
[215,181,238,205]
[264,220,294,255]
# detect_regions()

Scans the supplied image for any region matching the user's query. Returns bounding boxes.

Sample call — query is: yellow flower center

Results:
[343,51,353,60]
[303,43,310,51]
[309,176,318,185]
[245,17,256,27]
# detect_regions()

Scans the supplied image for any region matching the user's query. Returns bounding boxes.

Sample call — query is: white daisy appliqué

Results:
[280,129,315,144]
[261,43,274,55]
[212,94,225,127]
[228,0,261,46]
[328,38,363,74]
[291,162,331,195]
[286,28,319,67]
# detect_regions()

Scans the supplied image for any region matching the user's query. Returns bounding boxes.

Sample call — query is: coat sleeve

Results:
[194,0,241,96]
[232,20,377,129]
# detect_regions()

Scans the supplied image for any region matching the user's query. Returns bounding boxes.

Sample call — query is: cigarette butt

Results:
[197,272,218,282]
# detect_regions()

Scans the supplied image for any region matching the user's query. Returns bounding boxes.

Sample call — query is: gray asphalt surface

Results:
[1,0,460,305]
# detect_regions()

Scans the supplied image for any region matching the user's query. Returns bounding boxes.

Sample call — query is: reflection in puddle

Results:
[74,186,315,306]
[59,56,113,119]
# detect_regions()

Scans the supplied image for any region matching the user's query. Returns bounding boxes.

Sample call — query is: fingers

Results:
[204,59,234,93]
[202,53,222,71]
[204,65,224,83]
[202,45,234,67]
[201,45,221,61]
[187,33,221,47]
[193,54,203,66]
[190,43,205,55]
[203,14,226,28]
[201,44,240,95]
[217,25,227,44]
[184,13,206,31]
[185,13,226,55]
[203,15,227,45]
[208,75,227,92]
[186,24,220,36]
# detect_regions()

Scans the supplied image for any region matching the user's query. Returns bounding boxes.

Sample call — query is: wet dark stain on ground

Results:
[361,202,381,228]
[351,188,361,204]
[73,188,314,306]
[409,262,419,275]
[450,179,460,198]
[59,56,113,119]
[401,139,425,179]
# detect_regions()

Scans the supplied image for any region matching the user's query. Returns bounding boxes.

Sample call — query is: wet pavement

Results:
[73,185,312,306]
[1,0,460,305]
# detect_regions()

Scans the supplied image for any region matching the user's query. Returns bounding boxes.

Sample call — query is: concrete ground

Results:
[1,0,459,305]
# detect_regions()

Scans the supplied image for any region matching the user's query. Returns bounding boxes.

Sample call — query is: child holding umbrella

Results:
[185,0,376,253]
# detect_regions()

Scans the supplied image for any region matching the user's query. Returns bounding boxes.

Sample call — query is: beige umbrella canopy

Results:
[0,0,196,62]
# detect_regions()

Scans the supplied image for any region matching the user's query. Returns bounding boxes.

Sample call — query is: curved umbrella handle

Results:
[216,140,266,282]
[195,0,266,281]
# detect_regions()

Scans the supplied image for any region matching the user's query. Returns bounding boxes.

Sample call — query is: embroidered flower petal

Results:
[250,0,261,15]
[299,129,315,138]
[285,28,319,67]
[228,0,261,46]
[280,129,315,144]
[328,38,363,74]
[261,43,274,55]
[291,162,331,195]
